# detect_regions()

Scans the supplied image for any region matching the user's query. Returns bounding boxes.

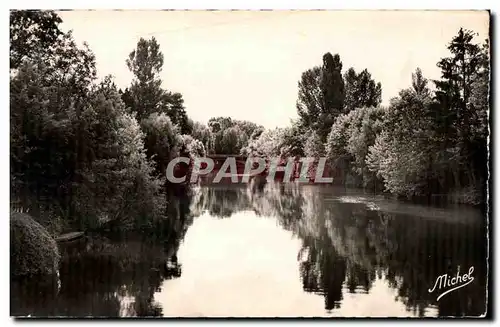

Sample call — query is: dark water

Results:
[11,183,488,317]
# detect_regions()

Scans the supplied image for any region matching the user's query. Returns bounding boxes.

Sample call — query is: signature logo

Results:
[428,266,474,301]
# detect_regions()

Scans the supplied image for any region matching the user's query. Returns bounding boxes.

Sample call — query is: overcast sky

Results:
[58,10,489,129]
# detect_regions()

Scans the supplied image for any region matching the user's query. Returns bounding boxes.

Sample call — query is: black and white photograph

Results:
[9,9,491,318]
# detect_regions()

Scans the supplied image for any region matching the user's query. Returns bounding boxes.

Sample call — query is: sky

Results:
[57,10,489,129]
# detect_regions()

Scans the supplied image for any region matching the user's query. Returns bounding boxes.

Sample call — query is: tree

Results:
[280,121,305,157]
[250,126,265,141]
[163,91,191,134]
[326,106,385,188]
[343,68,382,113]
[125,37,194,178]
[119,87,135,112]
[125,37,191,133]
[465,39,489,200]
[191,122,212,153]
[317,53,345,142]
[297,53,347,142]
[126,37,165,121]
[321,53,345,116]
[233,120,262,140]
[220,127,241,155]
[304,131,324,157]
[180,134,206,157]
[242,128,286,157]
[141,112,180,176]
[127,37,163,83]
[10,10,63,69]
[411,68,430,97]
[434,28,482,139]
[74,80,167,229]
[208,117,233,133]
[298,63,382,123]
[11,11,169,232]
[366,85,435,197]
[206,117,261,154]
[10,21,97,215]
[433,28,488,196]
[296,66,323,131]
[467,40,489,143]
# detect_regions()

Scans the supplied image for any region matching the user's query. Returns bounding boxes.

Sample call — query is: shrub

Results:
[10,212,60,277]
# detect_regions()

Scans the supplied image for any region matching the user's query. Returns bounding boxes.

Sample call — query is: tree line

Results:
[244,29,489,205]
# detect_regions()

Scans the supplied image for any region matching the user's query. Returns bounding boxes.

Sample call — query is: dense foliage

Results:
[364,31,489,203]
[10,10,63,69]
[233,28,489,204]
[326,106,385,189]
[9,11,270,240]
[206,117,263,155]
[10,11,205,239]
[292,28,488,203]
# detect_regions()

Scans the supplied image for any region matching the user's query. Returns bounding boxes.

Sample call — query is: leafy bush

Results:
[10,212,60,277]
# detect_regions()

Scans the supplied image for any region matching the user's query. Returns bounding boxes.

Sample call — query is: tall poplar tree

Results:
[343,68,382,113]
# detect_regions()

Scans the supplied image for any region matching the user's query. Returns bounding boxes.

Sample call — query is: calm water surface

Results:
[11,183,488,317]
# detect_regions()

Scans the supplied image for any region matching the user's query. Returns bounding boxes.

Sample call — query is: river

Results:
[11,183,488,318]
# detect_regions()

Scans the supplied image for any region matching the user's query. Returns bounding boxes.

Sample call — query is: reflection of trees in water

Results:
[297,191,485,317]
[11,194,195,317]
[193,183,486,317]
[295,190,486,317]
[252,183,306,227]
[297,235,347,311]
[378,214,487,317]
[191,185,253,218]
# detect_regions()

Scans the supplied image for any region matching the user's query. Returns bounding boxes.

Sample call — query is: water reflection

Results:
[11,183,487,317]
[186,183,487,317]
